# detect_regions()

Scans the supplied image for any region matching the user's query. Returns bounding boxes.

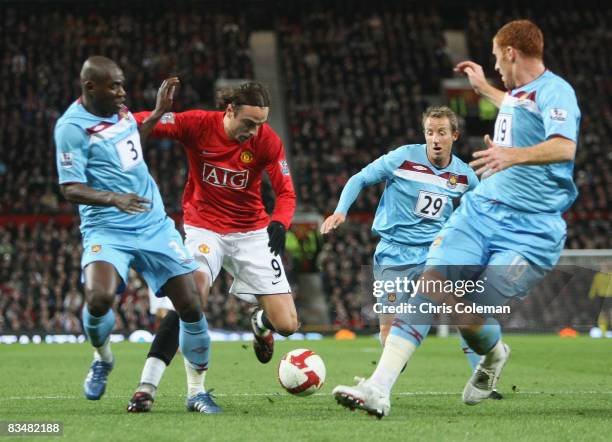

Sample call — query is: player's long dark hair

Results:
[216,82,271,110]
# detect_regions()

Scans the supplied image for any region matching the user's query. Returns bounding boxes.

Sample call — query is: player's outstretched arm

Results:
[470,135,576,177]
[61,183,151,214]
[139,77,180,143]
[454,61,505,108]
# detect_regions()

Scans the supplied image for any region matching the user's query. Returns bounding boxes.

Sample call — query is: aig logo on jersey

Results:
[202,163,249,189]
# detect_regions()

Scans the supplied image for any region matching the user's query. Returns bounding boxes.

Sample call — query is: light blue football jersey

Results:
[335,144,478,246]
[474,70,581,213]
[55,100,166,233]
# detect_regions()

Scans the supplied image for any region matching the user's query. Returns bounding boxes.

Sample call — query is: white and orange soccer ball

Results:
[277,349,326,396]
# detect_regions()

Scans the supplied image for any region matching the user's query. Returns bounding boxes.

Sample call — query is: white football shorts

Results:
[148,287,175,314]
[184,224,291,304]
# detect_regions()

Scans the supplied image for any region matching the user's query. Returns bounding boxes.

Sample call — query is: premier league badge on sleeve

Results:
[60,152,74,169]
[160,113,175,124]
[279,160,290,176]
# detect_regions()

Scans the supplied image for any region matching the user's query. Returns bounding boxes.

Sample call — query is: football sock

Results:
[179,315,210,371]
[255,310,274,336]
[459,317,502,355]
[368,294,436,394]
[138,357,167,396]
[184,356,206,397]
[482,339,506,369]
[148,310,179,365]
[95,339,114,364]
[459,335,481,371]
[369,334,417,396]
[387,294,433,347]
[82,304,115,360]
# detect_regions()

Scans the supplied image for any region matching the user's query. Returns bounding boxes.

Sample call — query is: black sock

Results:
[261,311,276,332]
[147,310,179,366]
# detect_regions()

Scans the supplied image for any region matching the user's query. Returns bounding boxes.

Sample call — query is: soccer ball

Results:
[278,349,326,396]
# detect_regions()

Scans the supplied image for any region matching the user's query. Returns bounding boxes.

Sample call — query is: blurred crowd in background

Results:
[1,1,609,333]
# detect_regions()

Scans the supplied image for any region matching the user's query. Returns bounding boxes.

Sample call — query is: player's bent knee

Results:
[174,298,202,323]
[85,289,115,316]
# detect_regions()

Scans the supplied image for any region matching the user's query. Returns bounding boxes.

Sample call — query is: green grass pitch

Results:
[1,336,611,441]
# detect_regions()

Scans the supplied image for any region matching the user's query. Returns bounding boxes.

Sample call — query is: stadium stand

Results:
[1,1,609,332]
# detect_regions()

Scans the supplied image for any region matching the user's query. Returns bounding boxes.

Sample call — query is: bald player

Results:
[54,56,221,412]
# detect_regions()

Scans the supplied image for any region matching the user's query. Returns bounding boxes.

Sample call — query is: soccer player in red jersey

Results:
[127,82,298,413]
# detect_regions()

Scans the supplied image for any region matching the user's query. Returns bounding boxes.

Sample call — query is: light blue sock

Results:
[82,304,115,348]
[460,317,502,355]
[179,316,210,371]
[459,335,481,372]
[388,295,434,347]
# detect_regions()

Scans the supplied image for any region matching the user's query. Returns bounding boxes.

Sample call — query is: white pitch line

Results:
[1,391,611,401]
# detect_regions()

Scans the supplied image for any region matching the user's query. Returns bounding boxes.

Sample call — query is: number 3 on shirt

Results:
[115,132,143,171]
[415,191,448,220]
[493,113,513,147]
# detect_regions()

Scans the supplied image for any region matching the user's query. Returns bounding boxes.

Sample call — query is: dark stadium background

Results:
[1,0,609,337]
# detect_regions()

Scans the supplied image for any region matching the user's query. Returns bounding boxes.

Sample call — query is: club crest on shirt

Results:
[432,236,443,248]
[198,244,210,254]
[446,174,458,189]
[240,150,254,164]
[91,245,102,254]
[387,293,397,303]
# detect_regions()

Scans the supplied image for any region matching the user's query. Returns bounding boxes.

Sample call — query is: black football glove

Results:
[267,221,286,256]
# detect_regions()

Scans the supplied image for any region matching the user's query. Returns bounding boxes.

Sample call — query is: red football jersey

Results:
[134,110,296,234]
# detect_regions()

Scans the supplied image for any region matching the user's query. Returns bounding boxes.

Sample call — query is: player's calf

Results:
[270,313,299,337]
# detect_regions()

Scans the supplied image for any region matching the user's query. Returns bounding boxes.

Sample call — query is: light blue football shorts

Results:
[425,192,565,306]
[373,239,429,306]
[81,216,198,295]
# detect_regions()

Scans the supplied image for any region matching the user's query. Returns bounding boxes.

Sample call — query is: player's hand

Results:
[454,61,488,95]
[320,213,346,234]
[111,193,152,214]
[152,77,180,117]
[469,135,519,177]
[267,221,286,256]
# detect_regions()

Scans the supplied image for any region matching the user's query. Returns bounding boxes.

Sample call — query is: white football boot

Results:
[463,343,511,405]
[333,377,390,418]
